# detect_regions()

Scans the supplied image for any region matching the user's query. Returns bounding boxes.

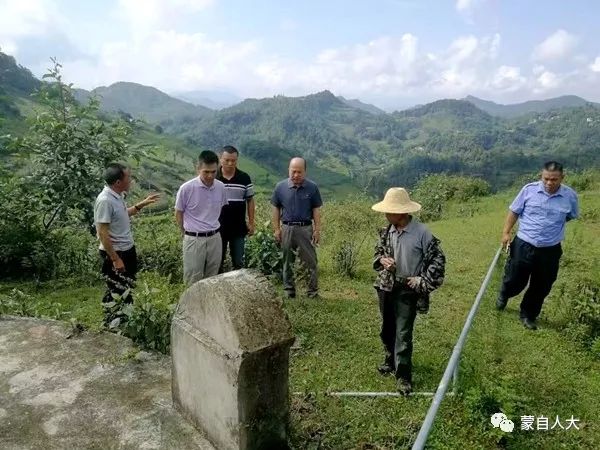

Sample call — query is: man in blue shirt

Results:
[496,161,579,330]
[271,157,323,298]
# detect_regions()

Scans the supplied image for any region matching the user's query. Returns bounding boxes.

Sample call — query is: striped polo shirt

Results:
[217,168,255,237]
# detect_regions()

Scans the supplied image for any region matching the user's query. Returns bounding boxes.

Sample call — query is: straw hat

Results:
[371,187,422,214]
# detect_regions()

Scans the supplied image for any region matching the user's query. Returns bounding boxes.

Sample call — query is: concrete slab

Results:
[0,316,215,450]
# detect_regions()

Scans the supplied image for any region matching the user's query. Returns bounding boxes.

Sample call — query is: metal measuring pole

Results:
[411,247,502,450]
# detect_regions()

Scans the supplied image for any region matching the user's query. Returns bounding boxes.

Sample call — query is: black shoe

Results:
[306,292,320,299]
[285,291,296,299]
[377,361,394,375]
[396,378,412,396]
[520,316,538,330]
[496,296,508,311]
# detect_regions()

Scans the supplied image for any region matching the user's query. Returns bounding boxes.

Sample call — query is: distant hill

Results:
[0,53,356,196]
[166,91,600,190]
[464,94,599,118]
[163,90,376,168]
[172,90,242,110]
[0,52,41,96]
[337,96,385,115]
[73,82,212,123]
[3,50,600,195]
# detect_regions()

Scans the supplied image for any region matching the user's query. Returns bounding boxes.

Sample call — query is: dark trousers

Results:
[219,234,245,272]
[499,236,562,320]
[99,247,138,323]
[377,286,418,382]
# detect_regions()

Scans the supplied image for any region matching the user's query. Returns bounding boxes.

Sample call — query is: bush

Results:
[567,169,596,192]
[333,240,361,278]
[557,278,600,348]
[322,195,375,279]
[412,174,490,222]
[245,225,283,276]
[134,214,182,281]
[0,289,36,316]
[106,271,183,353]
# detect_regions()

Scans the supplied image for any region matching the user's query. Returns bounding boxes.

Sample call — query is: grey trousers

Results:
[182,233,222,285]
[281,224,318,295]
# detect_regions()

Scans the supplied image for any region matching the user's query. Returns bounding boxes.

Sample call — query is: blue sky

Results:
[1,0,600,110]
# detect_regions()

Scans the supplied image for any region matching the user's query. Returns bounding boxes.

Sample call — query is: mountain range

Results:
[2,50,600,195]
[73,82,212,123]
[463,94,599,118]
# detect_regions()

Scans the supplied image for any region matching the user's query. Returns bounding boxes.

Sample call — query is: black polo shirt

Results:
[217,168,254,237]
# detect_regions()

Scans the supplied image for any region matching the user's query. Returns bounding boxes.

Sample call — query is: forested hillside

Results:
[2,50,600,195]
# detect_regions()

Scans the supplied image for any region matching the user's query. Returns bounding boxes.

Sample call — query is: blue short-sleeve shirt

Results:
[510,181,579,247]
[270,178,323,222]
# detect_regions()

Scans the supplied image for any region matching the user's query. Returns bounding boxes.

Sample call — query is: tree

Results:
[18,58,133,230]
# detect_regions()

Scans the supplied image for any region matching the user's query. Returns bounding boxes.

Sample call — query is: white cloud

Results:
[590,56,600,72]
[2,1,599,109]
[0,0,67,55]
[116,0,215,38]
[532,29,578,62]
[456,0,478,12]
[491,66,526,91]
[0,0,64,37]
[455,0,486,23]
[62,30,261,92]
[60,30,531,104]
[536,70,560,90]
[0,40,18,55]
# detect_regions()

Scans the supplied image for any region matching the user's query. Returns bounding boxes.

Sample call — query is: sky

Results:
[1,0,600,110]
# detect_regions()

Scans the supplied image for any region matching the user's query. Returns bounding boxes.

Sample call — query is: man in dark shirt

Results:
[217,145,255,272]
[271,157,323,298]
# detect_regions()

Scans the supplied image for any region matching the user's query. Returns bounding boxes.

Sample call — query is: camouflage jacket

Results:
[373,224,446,310]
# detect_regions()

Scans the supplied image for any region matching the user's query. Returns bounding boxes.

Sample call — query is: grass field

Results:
[1,180,599,449]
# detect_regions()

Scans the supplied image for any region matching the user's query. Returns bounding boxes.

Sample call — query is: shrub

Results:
[567,169,596,192]
[135,214,182,281]
[107,271,183,353]
[322,195,375,278]
[245,225,283,276]
[333,240,361,278]
[0,289,36,316]
[412,174,490,222]
[557,278,600,348]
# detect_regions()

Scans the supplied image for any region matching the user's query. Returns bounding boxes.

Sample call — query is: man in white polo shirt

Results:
[175,150,228,285]
[94,162,159,326]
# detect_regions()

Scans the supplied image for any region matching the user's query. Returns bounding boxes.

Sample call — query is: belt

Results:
[184,229,220,237]
[282,221,312,226]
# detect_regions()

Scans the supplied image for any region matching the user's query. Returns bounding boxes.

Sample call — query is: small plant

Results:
[557,278,600,349]
[333,240,360,278]
[245,223,283,276]
[102,272,183,353]
[0,288,36,316]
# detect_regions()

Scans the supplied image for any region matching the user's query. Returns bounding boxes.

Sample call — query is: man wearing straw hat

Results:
[372,187,446,395]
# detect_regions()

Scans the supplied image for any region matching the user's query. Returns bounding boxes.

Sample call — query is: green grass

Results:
[1,182,599,449]
[284,186,600,449]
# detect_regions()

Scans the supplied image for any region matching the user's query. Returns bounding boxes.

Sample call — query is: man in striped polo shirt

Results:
[217,145,256,272]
